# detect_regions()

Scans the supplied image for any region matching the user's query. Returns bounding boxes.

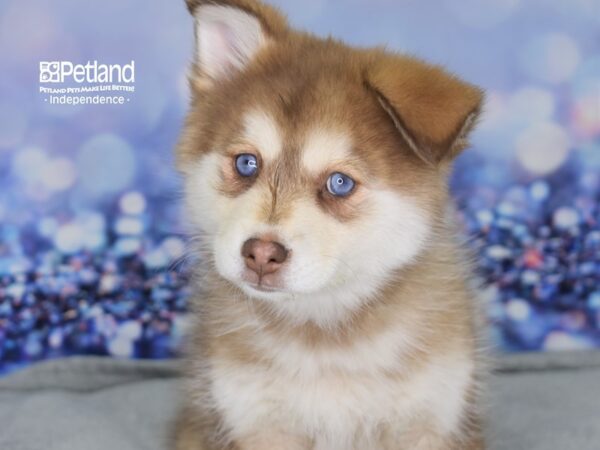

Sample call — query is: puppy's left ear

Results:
[185,0,288,90]
[366,54,484,165]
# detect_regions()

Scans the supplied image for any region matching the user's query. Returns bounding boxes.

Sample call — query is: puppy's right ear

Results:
[185,0,288,90]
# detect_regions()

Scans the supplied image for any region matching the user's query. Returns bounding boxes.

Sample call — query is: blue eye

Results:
[235,154,259,177]
[327,172,355,197]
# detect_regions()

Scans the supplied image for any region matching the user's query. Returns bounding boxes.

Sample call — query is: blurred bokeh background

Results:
[0,0,599,373]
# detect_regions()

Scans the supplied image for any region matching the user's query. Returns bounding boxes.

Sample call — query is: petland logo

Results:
[39,60,136,106]
[39,61,135,83]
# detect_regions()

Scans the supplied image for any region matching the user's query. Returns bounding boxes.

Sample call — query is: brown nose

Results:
[241,238,289,276]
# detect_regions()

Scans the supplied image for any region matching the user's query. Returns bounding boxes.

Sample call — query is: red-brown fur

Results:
[173,1,486,449]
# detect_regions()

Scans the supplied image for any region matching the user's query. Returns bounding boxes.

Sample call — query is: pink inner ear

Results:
[220,23,245,72]
[199,21,237,77]
[195,5,267,81]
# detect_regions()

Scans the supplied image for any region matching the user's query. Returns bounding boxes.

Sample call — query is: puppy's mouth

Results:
[241,269,286,294]
[246,283,284,293]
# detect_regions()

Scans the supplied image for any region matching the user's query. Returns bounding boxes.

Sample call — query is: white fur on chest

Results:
[201,326,473,449]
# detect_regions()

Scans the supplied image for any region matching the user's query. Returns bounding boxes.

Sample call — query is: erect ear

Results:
[185,0,288,89]
[365,54,484,165]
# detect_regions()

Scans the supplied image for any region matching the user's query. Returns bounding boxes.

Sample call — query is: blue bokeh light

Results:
[77,134,137,197]
[0,0,599,373]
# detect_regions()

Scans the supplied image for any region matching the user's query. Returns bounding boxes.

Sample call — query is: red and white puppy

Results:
[173,1,486,449]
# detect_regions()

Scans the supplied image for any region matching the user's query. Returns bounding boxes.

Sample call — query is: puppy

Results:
[173,1,486,449]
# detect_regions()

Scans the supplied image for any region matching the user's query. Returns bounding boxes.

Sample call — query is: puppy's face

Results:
[179,0,482,325]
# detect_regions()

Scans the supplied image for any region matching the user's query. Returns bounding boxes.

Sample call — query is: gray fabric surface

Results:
[0,352,599,450]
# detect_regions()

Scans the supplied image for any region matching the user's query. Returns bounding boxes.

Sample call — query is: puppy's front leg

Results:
[171,414,208,450]
[235,432,312,450]
[409,432,486,450]
[171,405,232,450]
[380,423,485,450]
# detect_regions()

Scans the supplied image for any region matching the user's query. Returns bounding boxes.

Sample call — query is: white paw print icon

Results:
[39,62,60,83]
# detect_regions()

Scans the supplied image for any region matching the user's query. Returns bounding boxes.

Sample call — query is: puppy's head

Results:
[179,0,483,325]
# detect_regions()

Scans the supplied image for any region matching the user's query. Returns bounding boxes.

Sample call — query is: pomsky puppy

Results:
[173,0,486,449]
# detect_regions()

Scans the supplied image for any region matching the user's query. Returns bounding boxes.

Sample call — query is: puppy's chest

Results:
[207,328,451,445]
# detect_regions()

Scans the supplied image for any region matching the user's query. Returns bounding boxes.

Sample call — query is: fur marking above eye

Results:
[235,154,259,177]
[327,172,355,197]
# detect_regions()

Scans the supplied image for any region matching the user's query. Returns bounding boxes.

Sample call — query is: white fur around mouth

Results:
[241,282,288,298]
[247,284,283,293]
